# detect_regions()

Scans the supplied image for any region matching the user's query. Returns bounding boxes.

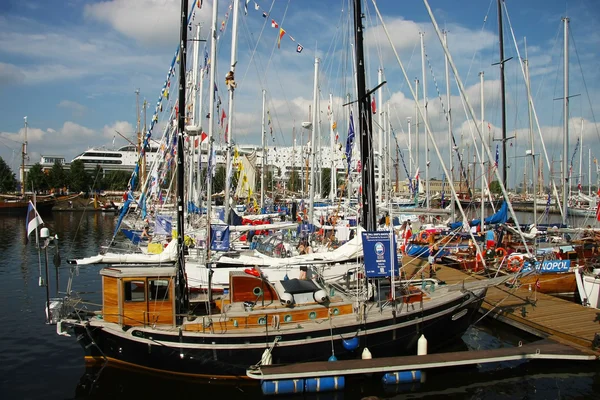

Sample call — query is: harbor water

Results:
[0,211,598,399]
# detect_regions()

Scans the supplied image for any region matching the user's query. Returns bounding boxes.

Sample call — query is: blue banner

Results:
[361,231,398,278]
[155,215,172,236]
[522,259,571,274]
[210,225,230,251]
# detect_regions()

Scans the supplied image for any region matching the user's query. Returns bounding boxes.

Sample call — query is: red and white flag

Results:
[271,20,278,29]
[596,189,600,222]
[26,201,43,243]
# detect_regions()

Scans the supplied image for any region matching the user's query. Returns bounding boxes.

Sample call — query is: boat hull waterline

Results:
[63,288,485,378]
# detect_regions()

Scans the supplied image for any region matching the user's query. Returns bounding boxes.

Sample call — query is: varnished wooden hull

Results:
[518,272,577,295]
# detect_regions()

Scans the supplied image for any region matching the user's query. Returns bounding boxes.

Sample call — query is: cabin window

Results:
[149,279,170,301]
[124,280,146,302]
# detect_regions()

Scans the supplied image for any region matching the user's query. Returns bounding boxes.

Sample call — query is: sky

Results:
[0,0,599,191]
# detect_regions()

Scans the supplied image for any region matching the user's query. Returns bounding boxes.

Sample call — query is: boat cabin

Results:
[100,266,176,327]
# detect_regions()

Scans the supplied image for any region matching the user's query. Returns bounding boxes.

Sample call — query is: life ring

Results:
[495,247,507,259]
[418,231,430,242]
[506,255,524,272]
[244,268,260,277]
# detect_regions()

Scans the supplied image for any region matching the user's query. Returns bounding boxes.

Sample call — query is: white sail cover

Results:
[215,226,365,267]
[70,239,178,265]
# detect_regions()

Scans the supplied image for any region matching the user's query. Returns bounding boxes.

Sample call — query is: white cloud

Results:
[0,62,25,85]
[102,121,135,141]
[57,100,87,117]
[83,0,212,46]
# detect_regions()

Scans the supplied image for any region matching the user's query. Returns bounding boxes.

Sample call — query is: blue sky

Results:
[0,0,598,190]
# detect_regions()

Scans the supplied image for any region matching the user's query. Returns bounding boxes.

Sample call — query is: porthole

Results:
[258,316,267,325]
[309,311,317,320]
[284,314,292,322]
[332,308,340,316]
[253,287,263,296]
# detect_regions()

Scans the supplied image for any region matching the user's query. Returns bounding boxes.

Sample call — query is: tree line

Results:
[0,157,131,194]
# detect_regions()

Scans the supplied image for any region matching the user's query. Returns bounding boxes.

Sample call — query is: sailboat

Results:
[49,0,489,380]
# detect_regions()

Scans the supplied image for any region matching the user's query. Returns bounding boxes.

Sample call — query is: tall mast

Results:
[420,32,430,210]
[354,0,376,230]
[444,31,455,221]
[578,119,583,195]
[562,16,569,225]
[309,57,319,223]
[496,0,509,189]
[175,0,190,322]
[21,116,28,195]
[377,68,383,203]
[524,39,537,225]
[414,79,419,203]
[329,93,336,202]
[480,71,485,233]
[260,89,266,209]
[206,0,219,243]
[224,0,240,222]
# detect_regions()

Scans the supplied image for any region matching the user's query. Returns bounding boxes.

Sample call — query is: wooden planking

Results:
[402,256,600,352]
[184,303,354,332]
[250,339,597,380]
[102,275,120,323]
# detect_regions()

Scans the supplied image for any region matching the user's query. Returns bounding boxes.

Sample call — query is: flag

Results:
[244,0,250,15]
[197,0,202,8]
[296,44,303,53]
[345,111,355,172]
[597,189,600,222]
[535,278,541,289]
[278,28,286,48]
[356,160,362,172]
[371,97,376,114]
[220,109,226,126]
[262,11,268,18]
[154,215,173,236]
[495,144,499,167]
[26,201,43,243]
[201,131,208,142]
[255,2,259,11]
[271,20,278,29]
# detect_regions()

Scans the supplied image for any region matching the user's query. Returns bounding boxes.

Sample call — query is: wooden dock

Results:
[247,340,594,380]
[402,256,600,353]
[247,258,599,381]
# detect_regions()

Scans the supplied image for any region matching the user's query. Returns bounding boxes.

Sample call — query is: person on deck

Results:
[485,227,496,250]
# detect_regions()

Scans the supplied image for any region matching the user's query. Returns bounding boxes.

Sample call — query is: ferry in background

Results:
[70,142,161,173]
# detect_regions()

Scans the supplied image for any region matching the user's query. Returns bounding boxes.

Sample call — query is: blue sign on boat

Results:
[539,259,571,273]
[361,231,398,278]
[522,259,571,274]
[210,225,230,251]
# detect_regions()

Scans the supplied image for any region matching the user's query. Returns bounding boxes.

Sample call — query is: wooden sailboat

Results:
[49,0,490,380]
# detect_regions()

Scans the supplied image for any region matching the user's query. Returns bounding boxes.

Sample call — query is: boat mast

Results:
[444,31,455,222]
[420,32,430,210]
[497,0,508,188]
[354,0,376,230]
[21,116,28,196]
[309,57,319,223]
[224,0,240,222]
[329,93,337,202]
[175,0,190,322]
[480,71,485,233]
[260,89,266,209]
[206,0,218,251]
[562,16,569,225]
[578,119,583,195]
[524,39,537,226]
[377,68,383,203]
